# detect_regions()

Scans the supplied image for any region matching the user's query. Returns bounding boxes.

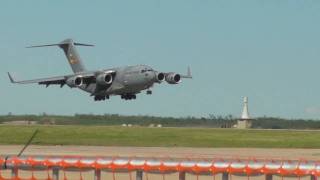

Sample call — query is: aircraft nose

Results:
[143,70,158,83]
[150,71,157,82]
[145,70,156,82]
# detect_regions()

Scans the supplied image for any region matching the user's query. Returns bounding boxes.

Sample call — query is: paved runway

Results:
[1,145,320,160]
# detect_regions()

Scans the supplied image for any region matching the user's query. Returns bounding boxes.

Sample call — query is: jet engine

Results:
[165,73,181,84]
[66,76,83,88]
[155,72,165,82]
[96,73,113,85]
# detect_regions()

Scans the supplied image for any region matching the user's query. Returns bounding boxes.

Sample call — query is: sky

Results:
[1,0,320,119]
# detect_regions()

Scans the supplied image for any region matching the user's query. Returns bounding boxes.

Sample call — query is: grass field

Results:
[1,125,320,148]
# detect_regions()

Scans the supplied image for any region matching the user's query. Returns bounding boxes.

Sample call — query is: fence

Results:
[0,155,318,180]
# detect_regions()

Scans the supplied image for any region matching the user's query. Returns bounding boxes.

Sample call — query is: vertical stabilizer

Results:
[58,39,87,73]
[26,39,94,73]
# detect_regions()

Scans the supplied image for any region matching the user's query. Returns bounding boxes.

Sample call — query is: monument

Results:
[237,97,253,129]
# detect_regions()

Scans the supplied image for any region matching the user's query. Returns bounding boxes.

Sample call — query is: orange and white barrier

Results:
[0,156,318,180]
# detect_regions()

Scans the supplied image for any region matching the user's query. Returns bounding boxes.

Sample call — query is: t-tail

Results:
[26,39,94,73]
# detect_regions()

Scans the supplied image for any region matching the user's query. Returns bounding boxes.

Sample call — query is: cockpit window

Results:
[141,68,153,73]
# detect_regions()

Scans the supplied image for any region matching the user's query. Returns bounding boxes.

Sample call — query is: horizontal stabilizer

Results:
[26,44,61,48]
[74,43,94,47]
[26,42,94,48]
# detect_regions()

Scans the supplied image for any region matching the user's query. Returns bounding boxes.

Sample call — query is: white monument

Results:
[237,97,253,129]
[241,97,250,119]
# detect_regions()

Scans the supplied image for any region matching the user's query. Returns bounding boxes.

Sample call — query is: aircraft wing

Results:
[7,70,116,87]
[164,67,192,79]
[7,72,95,87]
[8,73,65,85]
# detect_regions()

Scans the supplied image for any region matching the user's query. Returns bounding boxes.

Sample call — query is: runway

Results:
[1,145,320,160]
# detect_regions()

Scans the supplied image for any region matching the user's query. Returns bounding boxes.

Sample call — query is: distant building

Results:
[236,97,253,129]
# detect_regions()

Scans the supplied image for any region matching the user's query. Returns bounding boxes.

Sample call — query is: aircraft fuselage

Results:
[80,65,157,96]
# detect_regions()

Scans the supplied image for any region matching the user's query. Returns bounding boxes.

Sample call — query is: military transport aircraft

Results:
[7,39,192,101]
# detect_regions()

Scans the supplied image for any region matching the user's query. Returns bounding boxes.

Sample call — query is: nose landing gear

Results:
[121,94,136,100]
[146,90,152,95]
[94,95,109,101]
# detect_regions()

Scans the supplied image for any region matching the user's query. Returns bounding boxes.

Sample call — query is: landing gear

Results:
[94,95,109,101]
[121,94,136,100]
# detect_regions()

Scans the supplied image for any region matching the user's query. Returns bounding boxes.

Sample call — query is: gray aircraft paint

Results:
[8,39,192,101]
[59,39,87,73]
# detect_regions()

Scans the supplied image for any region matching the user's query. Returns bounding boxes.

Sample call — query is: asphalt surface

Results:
[0,145,319,160]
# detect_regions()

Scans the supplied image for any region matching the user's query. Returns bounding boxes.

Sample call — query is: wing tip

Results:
[186,66,192,78]
[7,72,15,83]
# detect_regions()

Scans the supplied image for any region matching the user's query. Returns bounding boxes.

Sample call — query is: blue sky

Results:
[1,0,320,119]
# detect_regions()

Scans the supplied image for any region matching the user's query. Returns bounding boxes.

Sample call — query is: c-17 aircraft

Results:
[8,39,192,101]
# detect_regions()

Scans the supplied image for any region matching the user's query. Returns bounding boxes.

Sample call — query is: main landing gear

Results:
[94,95,109,101]
[121,94,136,100]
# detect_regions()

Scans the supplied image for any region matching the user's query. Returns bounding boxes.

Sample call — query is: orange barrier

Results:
[0,156,318,179]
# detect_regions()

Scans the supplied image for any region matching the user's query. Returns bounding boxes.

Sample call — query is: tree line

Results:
[0,114,320,129]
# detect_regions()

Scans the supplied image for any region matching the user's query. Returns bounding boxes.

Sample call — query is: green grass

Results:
[1,125,320,148]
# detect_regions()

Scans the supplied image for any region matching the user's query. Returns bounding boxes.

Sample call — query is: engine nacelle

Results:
[96,73,113,85]
[155,72,165,82]
[165,73,181,84]
[66,76,83,88]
